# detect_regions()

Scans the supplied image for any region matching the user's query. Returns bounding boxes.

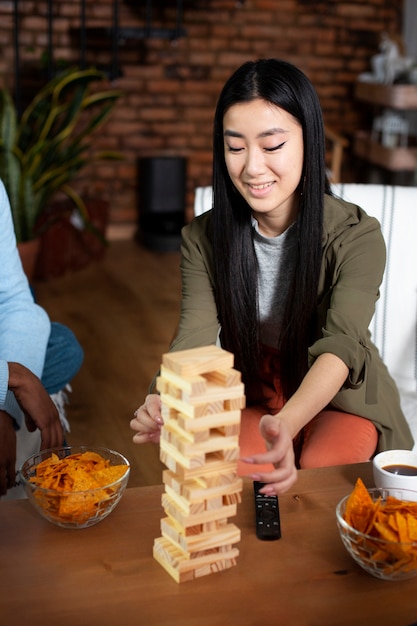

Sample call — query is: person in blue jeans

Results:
[0,180,83,499]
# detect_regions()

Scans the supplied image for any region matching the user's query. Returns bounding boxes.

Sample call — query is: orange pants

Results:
[238,346,378,476]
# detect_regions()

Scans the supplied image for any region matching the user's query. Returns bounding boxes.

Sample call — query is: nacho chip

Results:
[344,477,376,533]
[342,478,417,576]
[29,451,129,524]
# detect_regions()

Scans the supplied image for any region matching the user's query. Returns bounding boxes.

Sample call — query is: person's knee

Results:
[298,415,378,469]
[50,322,84,371]
[41,323,84,393]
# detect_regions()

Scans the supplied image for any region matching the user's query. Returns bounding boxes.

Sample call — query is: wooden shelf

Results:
[355,81,417,109]
[354,132,417,171]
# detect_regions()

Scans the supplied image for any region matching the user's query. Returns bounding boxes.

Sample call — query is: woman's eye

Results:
[227,145,243,153]
[265,141,286,152]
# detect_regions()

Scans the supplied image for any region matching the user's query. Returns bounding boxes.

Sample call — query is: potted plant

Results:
[0,66,122,278]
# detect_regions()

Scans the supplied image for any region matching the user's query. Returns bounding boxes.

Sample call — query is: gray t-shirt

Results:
[252,219,298,348]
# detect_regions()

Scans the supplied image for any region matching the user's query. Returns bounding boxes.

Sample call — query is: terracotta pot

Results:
[17,238,41,282]
[34,197,109,280]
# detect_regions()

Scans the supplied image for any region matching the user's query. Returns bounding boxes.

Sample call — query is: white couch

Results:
[194,184,417,449]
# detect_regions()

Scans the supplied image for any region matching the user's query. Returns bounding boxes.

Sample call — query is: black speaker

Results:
[138,157,186,251]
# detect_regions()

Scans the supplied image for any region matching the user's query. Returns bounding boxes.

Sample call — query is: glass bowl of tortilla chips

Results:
[19,446,130,529]
[336,478,417,581]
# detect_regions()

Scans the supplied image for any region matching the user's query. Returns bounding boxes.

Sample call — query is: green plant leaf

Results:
[0,66,122,242]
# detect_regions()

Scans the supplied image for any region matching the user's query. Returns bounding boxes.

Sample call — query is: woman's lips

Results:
[247,181,274,196]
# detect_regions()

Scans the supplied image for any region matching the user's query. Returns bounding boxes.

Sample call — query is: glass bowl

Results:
[336,487,417,581]
[19,446,130,529]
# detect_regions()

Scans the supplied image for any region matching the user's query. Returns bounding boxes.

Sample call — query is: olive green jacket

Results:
[167,194,414,452]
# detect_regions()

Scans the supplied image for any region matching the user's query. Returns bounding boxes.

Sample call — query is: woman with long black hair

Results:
[131,59,413,494]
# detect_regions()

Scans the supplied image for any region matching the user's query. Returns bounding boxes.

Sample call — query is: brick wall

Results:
[0,0,403,228]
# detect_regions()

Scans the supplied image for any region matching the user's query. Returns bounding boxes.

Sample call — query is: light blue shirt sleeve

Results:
[0,180,51,427]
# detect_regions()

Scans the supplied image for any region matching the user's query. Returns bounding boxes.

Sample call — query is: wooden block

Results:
[160,392,224,418]
[176,410,241,433]
[160,512,230,542]
[205,496,223,511]
[162,470,207,498]
[160,404,178,421]
[161,517,241,554]
[164,483,206,516]
[182,476,242,504]
[225,397,246,410]
[160,438,205,471]
[182,524,240,558]
[203,471,240,489]
[159,365,208,395]
[163,467,240,497]
[162,469,183,493]
[163,415,209,443]
[155,376,168,394]
[204,368,241,386]
[166,457,239,481]
[224,492,242,505]
[218,423,241,437]
[162,470,242,515]
[162,345,234,377]
[181,381,245,404]
[162,420,195,445]
[161,492,237,527]
[207,447,240,462]
[161,427,240,467]
[193,556,238,579]
[153,536,239,583]
[164,515,203,538]
[176,431,239,458]
[167,383,182,399]
[153,537,194,583]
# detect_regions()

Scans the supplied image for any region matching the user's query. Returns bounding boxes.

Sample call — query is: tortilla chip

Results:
[342,478,417,575]
[29,451,128,524]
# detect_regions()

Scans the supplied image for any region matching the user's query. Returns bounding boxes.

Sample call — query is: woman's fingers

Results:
[241,414,298,495]
[130,394,163,444]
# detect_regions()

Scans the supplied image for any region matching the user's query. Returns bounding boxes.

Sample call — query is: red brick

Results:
[0,0,403,227]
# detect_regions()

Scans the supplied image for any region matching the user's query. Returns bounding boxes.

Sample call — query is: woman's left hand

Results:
[241,414,297,495]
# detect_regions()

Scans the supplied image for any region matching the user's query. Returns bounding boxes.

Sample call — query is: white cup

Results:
[373,449,417,501]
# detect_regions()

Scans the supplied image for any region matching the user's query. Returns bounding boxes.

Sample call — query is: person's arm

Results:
[241,353,348,494]
[243,208,386,493]
[268,352,349,439]
[0,363,63,495]
[0,410,16,495]
[0,181,51,427]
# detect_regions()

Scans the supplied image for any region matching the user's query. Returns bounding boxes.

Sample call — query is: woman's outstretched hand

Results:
[241,414,297,495]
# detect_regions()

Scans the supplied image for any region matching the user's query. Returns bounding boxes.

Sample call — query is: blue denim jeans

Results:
[41,322,84,394]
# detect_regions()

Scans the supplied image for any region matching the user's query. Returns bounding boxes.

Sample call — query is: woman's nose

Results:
[245,148,265,176]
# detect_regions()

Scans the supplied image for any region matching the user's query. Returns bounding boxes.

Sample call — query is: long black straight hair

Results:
[211,58,331,401]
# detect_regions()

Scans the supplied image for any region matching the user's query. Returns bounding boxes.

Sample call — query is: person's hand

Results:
[0,410,17,495]
[241,414,297,495]
[130,394,163,444]
[8,362,64,451]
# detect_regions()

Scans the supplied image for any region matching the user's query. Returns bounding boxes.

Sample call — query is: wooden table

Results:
[1,463,416,626]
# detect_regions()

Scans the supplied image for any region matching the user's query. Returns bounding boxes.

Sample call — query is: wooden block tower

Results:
[153,345,245,583]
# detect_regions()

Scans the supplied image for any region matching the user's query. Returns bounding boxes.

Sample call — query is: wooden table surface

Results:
[1,462,416,626]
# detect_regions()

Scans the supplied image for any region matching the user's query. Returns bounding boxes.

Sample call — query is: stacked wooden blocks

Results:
[153,345,245,583]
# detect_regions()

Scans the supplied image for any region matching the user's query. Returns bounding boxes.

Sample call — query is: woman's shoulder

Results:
[323,193,382,239]
[182,209,212,242]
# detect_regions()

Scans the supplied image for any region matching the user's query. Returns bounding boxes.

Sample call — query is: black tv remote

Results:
[253,481,281,541]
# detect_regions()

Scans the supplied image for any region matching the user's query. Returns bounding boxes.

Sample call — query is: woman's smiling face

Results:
[223,98,304,233]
